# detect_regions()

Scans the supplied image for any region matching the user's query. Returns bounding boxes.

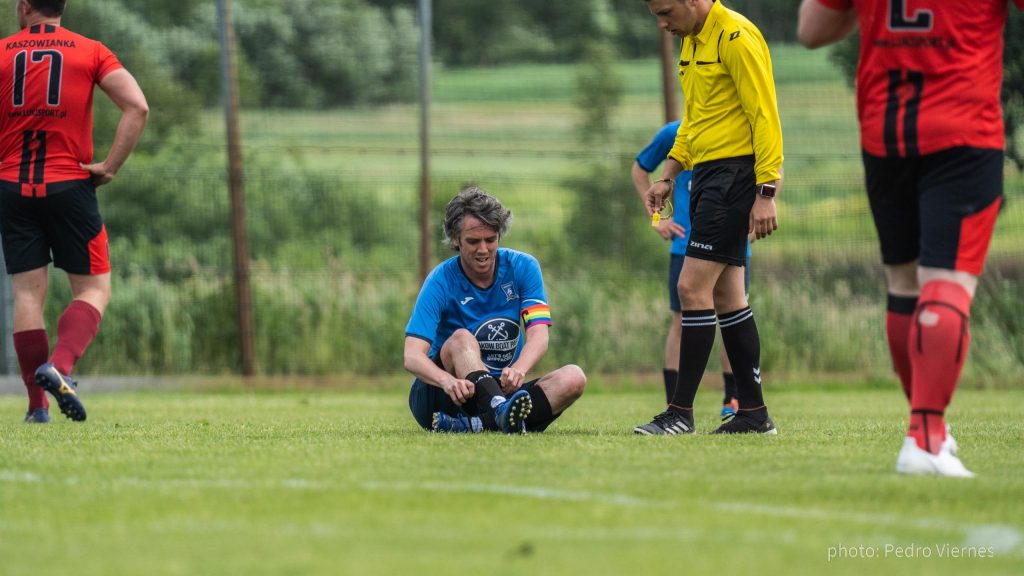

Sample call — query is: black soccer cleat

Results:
[634,409,694,435]
[23,408,50,424]
[34,362,86,422]
[711,412,776,435]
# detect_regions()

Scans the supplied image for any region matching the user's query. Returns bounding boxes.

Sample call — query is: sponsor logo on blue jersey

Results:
[475,317,520,371]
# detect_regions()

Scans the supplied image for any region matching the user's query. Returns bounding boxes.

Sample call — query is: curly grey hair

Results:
[443,185,513,251]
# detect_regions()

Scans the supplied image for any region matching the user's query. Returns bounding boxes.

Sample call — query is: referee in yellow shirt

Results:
[635,0,783,436]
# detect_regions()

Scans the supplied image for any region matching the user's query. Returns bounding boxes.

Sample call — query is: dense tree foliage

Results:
[0,0,811,110]
[10,0,420,110]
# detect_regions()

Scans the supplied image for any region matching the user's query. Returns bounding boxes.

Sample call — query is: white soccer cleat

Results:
[943,423,958,455]
[896,437,974,478]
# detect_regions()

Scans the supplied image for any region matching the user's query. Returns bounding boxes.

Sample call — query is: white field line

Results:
[3,469,1021,553]
[716,502,1024,556]
[360,480,652,506]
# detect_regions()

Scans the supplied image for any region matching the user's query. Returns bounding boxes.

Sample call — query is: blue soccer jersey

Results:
[636,120,693,256]
[406,248,552,377]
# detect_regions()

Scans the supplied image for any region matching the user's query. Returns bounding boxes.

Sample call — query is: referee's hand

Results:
[749,195,778,240]
[644,180,672,216]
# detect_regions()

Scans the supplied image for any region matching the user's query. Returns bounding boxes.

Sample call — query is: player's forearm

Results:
[512,332,549,377]
[100,107,148,175]
[797,0,858,49]
[403,352,453,389]
[631,162,653,197]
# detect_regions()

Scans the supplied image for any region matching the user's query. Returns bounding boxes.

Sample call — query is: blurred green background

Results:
[3,0,1020,383]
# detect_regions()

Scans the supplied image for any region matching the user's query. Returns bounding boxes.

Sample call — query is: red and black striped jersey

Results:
[0,24,122,187]
[817,0,1022,157]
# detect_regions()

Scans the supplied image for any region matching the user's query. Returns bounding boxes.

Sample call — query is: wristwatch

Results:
[757,183,776,198]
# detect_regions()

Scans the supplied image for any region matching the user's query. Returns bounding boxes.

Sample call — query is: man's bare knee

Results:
[560,364,587,399]
[447,329,479,350]
[678,282,705,309]
[438,329,489,377]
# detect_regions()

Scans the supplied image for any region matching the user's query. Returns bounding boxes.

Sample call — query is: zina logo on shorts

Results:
[474,317,520,371]
[690,240,713,251]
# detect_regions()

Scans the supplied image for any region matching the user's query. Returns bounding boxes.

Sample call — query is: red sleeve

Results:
[1014,0,1024,11]
[816,0,853,9]
[94,42,124,83]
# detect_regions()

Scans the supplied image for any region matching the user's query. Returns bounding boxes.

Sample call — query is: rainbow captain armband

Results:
[521,303,552,329]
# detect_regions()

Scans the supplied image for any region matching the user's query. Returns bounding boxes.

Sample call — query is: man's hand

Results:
[500,366,526,394]
[80,162,116,187]
[749,179,780,240]
[749,197,778,240]
[644,180,673,216]
[654,219,686,241]
[441,377,475,406]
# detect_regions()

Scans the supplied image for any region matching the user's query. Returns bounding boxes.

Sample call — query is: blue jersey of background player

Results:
[403,185,586,434]
[631,120,751,419]
[634,120,693,258]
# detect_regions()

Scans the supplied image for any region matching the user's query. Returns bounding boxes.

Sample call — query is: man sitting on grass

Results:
[403,185,586,433]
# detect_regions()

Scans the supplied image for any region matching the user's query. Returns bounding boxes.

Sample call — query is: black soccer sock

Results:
[722,371,737,403]
[718,307,766,416]
[466,369,504,413]
[525,385,554,430]
[668,309,718,412]
[663,369,678,405]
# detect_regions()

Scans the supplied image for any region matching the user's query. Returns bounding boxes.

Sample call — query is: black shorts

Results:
[687,156,756,266]
[863,147,1003,275]
[0,179,110,275]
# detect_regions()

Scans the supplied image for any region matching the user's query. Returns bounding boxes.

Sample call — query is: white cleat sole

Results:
[896,437,974,478]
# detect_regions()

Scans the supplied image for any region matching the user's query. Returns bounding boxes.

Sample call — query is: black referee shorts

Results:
[687,155,756,267]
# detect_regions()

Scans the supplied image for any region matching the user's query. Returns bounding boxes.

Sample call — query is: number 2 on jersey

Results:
[888,0,933,31]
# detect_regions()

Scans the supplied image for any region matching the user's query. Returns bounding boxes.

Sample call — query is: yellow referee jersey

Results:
[668,0,783,185]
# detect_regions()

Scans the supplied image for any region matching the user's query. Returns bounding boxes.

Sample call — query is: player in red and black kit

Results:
[798,0,1023,476]
[1,0,148,423]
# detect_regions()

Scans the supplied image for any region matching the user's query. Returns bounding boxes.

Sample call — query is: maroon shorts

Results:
[0,179,110,275]
[863,147,1003,275]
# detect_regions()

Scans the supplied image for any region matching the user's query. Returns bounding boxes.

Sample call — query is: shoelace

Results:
[653,410,687,427]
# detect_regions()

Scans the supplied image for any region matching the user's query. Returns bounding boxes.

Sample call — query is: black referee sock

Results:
[718,307,766,414]
[669,309,718,411]
[663,369,678,405]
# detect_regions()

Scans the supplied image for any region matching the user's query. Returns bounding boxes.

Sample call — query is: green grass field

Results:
[3,384,1023,575]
